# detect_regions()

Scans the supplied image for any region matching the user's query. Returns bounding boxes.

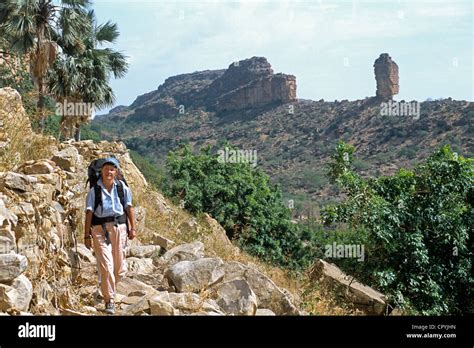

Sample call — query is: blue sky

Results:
[93,0,473,113]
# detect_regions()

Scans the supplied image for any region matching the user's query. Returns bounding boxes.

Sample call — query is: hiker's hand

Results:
[128,229,136,240]
[85,237,92,250]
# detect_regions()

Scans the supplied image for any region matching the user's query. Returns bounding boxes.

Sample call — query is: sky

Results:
[92,0,474,114]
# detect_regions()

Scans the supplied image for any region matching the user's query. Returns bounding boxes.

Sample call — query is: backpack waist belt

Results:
[92,214,127,245]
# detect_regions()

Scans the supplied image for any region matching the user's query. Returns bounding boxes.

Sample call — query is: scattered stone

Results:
[0,274,33,312]
[126,245,160,258]
[152,233,175,250]
[0,253,28,282]
[165,257,225,293]
[310,259,387,315]
[161,241,205,266]
[215,279,257,316]
[126,257,154,274]
[256,308,276,316]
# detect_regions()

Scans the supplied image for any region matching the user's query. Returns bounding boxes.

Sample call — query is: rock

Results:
[126,245,161,258]
[165,258,225,293]
[133,206,147,234]
[126,257,154,274]
[310,259,387,315]
[167,292,203,313]
[215,279,257,316]
[161,241,205,266]
[200,213,234,249]
[122,297,150,315]
[32,279,53,307]
[0,196,18,227]
[127,273,165,290]
[0,172,37,192]
[0,274,33,312]
[149,295,178,315]
[0,253,28,282]
[20,160,55,175]
[73,244,96,264]
[209,57,297,112]
[220,261,299,315]
[51,146,81,172]
[256,308,276,316]
[374,53,399,99]
[0,236,15,254]
[116,277,158,297]
[202,299,224,315]
[152,233,175,250]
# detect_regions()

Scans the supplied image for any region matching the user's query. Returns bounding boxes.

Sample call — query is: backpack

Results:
[86,158,129,227]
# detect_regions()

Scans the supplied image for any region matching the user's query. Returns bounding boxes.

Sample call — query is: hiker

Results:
[83,157,137,314]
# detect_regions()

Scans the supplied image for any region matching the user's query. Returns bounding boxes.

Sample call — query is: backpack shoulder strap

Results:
[117,180,126,211]
[93,185,102,213]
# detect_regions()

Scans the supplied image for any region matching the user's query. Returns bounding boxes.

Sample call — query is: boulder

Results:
[256,308,276,316]
[161,241,205,266]
[126,245,161,258]
[0,172,37,192]
[165,258,225,293]
[73,244,96,264]
[0,236,15,254]
[126,257,154,274]
[167,292,203,313]
[215,279,257,316]
[152,233,175,250]
[149,295,178,315]
[116,277,158,297]
[51,146,81,172]
[122,297,150,316]
[0,253,28,282]
[310,259,387,315]
[0,274,33,312]
[220,261,299,315]
[20,160,55,175]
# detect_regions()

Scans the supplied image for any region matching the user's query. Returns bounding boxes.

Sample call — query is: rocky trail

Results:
[0,87,304,316]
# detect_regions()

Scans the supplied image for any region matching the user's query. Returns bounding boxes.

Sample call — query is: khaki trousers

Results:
[91,222,128,303]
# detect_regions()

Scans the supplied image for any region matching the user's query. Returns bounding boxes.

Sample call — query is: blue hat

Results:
[102,157,120,169]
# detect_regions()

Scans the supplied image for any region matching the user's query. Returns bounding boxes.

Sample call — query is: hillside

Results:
[92,56,473,214]
[3,86,381,316]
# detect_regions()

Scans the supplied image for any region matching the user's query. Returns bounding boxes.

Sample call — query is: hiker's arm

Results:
[84,210,93,238]
[125,206,136,231]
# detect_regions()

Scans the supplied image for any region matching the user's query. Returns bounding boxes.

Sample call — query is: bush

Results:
[322,141,473,314]
[165,144,309,269]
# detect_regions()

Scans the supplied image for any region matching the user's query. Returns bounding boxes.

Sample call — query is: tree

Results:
[48,10,128,141]
[322,141,473,314]
[0,0,91,130]
[165,144,309,269]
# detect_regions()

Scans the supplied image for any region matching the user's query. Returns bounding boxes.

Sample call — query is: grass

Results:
[133,184,352,315]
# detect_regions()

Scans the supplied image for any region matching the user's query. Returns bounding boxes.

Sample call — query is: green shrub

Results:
[165,143,309,269]
[322,141,473,314]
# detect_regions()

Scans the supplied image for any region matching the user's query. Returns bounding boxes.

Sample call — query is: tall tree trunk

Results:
[74,124,81,142]
[37,79,46,131]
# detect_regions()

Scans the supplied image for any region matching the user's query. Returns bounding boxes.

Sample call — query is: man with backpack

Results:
[83,157,137,315]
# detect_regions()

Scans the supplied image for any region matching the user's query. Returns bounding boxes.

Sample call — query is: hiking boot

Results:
[105,301,115,315]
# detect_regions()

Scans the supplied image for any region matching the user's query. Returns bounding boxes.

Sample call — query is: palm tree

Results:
[0,0,90,130]
[48,10,128,141]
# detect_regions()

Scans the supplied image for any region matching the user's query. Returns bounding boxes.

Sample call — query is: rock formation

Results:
[103,56,296,121]
[374,53,399,99]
